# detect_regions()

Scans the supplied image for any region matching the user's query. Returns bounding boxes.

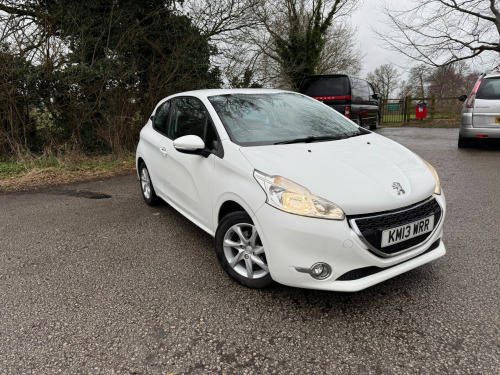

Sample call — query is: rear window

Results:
[476,77,500,99]
[299,76,349,97]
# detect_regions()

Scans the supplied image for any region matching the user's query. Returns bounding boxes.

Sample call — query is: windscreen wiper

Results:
[274,135,345,145]
[343,130,367,138]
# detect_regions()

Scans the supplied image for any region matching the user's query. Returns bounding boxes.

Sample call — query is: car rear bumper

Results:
[252,193,446,292]
[460,127,500,139]
[460,112,500,138]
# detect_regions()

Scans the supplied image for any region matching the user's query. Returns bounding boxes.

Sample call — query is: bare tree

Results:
[366,63,401,99]
[398,64,433,98]
[243,19,363,88]
[398,62,480,98]
[257,0,360,89]
[184,0,361,88]
[316,22,363,76]
[183,0,263,87]
[377,0,500,67]
[184,0,261,41]
[408,65,432,98]
[426,62,481,97]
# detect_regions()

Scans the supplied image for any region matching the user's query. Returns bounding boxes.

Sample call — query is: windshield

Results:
[209,93,360,146]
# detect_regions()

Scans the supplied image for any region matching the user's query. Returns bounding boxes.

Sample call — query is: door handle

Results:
[159,146,168,156]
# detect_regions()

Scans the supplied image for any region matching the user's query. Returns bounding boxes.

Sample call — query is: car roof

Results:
[484,70,500,79]
[300,74,369,80]
[169,88,290,99]
[298,74,372,89]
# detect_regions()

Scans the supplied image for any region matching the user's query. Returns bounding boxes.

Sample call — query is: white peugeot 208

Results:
[136,89,446,291]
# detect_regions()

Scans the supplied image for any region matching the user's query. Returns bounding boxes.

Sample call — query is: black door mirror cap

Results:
[176,147,212,158]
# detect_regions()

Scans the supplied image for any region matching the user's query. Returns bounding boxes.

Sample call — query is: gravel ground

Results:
[0,128,498,374]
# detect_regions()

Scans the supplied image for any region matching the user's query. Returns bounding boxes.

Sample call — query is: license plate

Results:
[495,117,500,123]
[381,216,434,248]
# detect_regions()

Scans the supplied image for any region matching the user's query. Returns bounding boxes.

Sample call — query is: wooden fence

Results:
[381,95,463,123]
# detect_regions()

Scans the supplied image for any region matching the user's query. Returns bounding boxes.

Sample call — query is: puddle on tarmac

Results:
[49,189,111,199]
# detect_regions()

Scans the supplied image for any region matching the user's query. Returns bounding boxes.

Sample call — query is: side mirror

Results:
[458,95,467,102]
[373,93,382,100]
[150,115,155,123]
[173,135,210,157]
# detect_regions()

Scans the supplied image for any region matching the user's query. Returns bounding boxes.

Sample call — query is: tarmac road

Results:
[0,128,499,374]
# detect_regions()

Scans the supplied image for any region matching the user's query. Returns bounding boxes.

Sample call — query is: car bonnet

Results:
[239,133,437,215]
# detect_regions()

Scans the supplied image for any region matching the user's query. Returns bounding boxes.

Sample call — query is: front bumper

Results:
[252,193,446,292]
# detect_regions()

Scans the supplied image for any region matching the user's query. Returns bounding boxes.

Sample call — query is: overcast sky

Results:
[351,0,412,77]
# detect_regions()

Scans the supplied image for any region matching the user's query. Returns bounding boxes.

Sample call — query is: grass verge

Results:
[0,154,136,193]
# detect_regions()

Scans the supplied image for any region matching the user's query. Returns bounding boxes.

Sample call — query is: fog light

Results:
[309,263,332,280]
[311,264,324,276]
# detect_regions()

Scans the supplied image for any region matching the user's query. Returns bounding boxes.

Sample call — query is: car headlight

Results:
[253,170,345,220]
[422,159,441,195]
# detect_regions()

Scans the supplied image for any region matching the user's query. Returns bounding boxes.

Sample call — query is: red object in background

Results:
[312,95,351,100]
[416,102,427,119]
[344,106,350,118]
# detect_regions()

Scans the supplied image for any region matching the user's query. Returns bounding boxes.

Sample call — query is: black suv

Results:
[299,74,381,130]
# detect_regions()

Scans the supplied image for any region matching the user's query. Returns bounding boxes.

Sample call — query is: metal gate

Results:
[381,98,407,123]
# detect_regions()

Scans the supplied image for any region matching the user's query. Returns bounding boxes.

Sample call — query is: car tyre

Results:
[139,162,161,206]
[215,212,274,289]
[458,134,470,148]
[370,113,380,130]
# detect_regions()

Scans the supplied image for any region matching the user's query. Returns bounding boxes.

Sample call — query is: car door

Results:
[349,77,363,123]
[158,96,219,231]
[146,100,172,198]
[366,81,379,122]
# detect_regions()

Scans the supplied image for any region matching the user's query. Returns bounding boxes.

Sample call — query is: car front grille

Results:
[348,198,442,257]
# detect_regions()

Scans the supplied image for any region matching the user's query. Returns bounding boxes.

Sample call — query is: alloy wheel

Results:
[223,223,269,279]
[141,167,152,200]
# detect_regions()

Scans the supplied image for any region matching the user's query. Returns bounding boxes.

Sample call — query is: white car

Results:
[136,89,446,292]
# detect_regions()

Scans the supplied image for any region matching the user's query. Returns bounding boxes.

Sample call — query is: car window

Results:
[350,78,365,101]
[476,78,500,99]
[299,76,349,97]
[205,120,219,151]
[153,100,170,134]
[368,83,375,97]
[209,93,360,146]
[353,78,371,101]
[169,97,207,140]
[361,80,370,100]
[168,97,219,152]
